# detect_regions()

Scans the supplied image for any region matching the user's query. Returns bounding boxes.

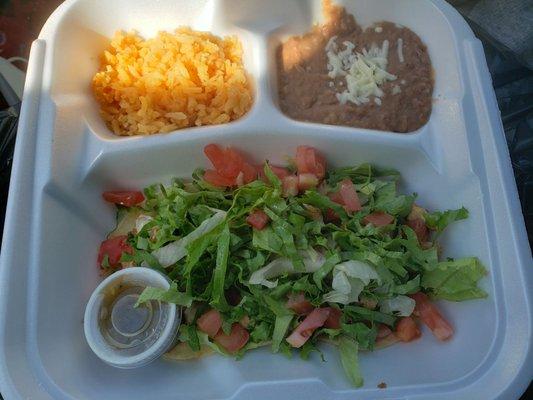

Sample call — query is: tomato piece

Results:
[407,218,429,243]
[246,210,270,230]
[363,212,395,227]
[282,175,299,197]
[256,164,290,182]
[377,324,392,339]
[204,144,256,184]
[197,309,222,338]
[410,292,454,341]
[272,166,290,179]
[323,307,342,329]
[213,323,250,353]
[375,332,400,349]
[324,208,340,222]
[328,192,343,206]
[240,162,258,185]
[204,170,235,187]
[295,146,326,179]
[395,317,421,342]
[286,308,330,348]
[102,191,145,207]
[407,205,429,243]
[314,153,326,180]
[269,165,290,180]
[339,179,362,212]
[97,235,133,269]
[255,165,266,181]
[298,173,319,191]
[296,146,312,174]
[204,144,227,172]
[286,293,314,315]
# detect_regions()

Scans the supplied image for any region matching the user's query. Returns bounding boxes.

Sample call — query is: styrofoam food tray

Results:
[0,0,531,399]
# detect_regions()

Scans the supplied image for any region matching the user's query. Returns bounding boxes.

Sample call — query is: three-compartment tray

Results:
[0,0,532,399]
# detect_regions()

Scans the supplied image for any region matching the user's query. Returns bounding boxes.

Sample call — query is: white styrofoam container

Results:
[0,0,531,399]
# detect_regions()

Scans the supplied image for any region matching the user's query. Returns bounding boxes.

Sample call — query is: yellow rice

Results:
[92,29,253,136]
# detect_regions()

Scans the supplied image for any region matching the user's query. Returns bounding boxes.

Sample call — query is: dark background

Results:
[0,0,531,399]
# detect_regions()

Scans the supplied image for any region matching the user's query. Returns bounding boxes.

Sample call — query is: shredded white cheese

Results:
[326,38,397,106]
[392,85,402,95]
[397,38,404,63]
[375,26,383,33]
[374,97,382,105]
[401,79,406,85]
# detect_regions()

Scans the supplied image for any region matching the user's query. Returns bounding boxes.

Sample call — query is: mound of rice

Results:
[92,29,253,136]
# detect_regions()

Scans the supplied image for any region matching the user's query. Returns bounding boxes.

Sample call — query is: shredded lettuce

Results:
[338,337,363,387]
[135,282,193,307]
[152,210,227,267]
[425,207,469,233]
[272,315,293,353]
[379,295,416,316]
[101,156,487,388]
[249,249,325,288]
[323,261,381,305]
[421,257,487,301]
[135,214,154,233]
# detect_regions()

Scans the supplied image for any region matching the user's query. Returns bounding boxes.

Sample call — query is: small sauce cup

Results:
[84,267,181,368]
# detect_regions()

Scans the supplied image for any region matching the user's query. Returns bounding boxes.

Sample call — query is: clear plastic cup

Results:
[84,267,181,369]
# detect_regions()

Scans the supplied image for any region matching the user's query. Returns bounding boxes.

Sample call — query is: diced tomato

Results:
[270,165,291,180]
[240,162,258,185]
[295,146,313,174]
[255,165,265,181]
[295,146,326,179]
[363,212,395,227]
[102,191,144,207]
[298,173,319,191]
[213,323,250,353]
[97,235,133,269]
[406,205,429,243]
[204,144,227,173]
[204,170,235,187]
[324,208,340,222]
[246,210,270,230]
[328,191,344,205]
[256,164,290,182]
[282,175,299,197]
[339,179,362,212]
[395,317,421,342]
[377,324,392,339]
[204,144,256,185]
[325,192,344,222]
[286,308,330,348]
[407,218,429,243]
[286,293,314,315]
[323,307,342,329]
[375,332,400,348]
[197,309,222,338]
[235,171,245,187]
[410,292,454,341]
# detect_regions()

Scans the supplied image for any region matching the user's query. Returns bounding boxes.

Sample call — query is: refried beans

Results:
[277,0,433,133]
